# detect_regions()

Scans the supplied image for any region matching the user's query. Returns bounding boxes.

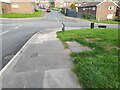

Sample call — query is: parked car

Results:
[46,8,51,12]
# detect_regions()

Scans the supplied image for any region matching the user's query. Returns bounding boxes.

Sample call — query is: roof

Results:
[56,0,77,3]
[97,0,118,6]
[78,2,100,7]
[78,0,118,7]
[11,0,35,2]
[0,0,10,3]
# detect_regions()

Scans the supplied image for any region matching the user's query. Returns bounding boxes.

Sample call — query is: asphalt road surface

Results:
[0,10,118,69]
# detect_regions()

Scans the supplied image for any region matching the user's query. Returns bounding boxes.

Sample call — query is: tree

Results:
[70,3,76,9]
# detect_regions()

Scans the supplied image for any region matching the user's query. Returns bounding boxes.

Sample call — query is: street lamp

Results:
[76,6,79,22]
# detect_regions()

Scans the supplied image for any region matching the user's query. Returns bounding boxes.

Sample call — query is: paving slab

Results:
[43,69,81,88]
[66,41,82,47]
[66,41,92,53]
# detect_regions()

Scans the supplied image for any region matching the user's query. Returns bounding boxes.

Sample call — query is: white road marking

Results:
[0,25,23,35]
[45,29,50,30]
[56,18,60,23]
[14,27,18,29]
[14,25,22,29]
[0,30,9,35]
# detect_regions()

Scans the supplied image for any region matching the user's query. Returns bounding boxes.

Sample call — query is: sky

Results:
[0,0,10,3]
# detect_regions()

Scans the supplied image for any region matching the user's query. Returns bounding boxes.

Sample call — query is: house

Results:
[116,8,120,17]
[78,0,118,20]
[11,0,35,14]
[55,0,64,8]
[39,0,50,9]
[55,0,76,8]
[35,0,40,10]
[0,0,36,14]
[0,0,11,14]
[115,1,120,17]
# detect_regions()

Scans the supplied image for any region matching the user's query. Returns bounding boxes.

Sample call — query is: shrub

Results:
[83,13,91,19]
[70,3,76,9]
[114,16,120,21]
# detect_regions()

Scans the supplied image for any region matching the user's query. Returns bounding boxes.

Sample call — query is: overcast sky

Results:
[0,0,10,3]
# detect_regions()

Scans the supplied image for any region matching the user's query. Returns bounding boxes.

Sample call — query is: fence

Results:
[61,8,96,19]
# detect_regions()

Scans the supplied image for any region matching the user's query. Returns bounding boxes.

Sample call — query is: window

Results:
[92,7,95,10]
[107,14,113,19]
[89,7,91,9]
[83,8,85,10]
[12,4,19,8]
[108,6,114,10]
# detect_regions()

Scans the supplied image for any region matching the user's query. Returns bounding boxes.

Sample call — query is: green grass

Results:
[92,19,120,24]
[82,18,120,24]
[0,10,43,18]
[57,28,119,88]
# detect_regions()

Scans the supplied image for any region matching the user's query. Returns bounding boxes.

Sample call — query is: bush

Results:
[70,3,76,9]
[35,9,38,12]
[83,13,91,19]
[114,16,120,21]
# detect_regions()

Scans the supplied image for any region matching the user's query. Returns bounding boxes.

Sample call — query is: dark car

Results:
[46,8,51,12]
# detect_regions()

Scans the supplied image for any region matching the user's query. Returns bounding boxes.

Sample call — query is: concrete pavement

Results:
[2,29,81,88]
[1,11,89,68]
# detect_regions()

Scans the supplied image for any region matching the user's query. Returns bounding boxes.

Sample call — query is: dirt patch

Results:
[85,38,95,42]
[94,38,103,41]
[85,38,103,42]
[105,45,120,51]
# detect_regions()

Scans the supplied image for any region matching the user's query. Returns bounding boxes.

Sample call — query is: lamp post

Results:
[76,6,79,22]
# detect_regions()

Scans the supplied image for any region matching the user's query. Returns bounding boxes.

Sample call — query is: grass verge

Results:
[57,28,119,88]
[0,10,43,18]
[92,19,120,24]
[82,18,119,24]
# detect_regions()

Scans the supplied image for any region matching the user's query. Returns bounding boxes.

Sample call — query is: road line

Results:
[0,31,9,35]
[0,25,23,35]
[56,18,60,23]
[14,27,18,29]
[46,29,50,30]
[14,25,23,29]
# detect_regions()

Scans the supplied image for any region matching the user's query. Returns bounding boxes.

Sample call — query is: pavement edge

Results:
[0,32,38,77]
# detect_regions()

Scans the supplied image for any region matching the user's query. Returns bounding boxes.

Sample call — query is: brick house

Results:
[116,7,120,17]
[115,1,120,17]
[0,0,36,14]
[11,0,35,14]
[55,0,74,8]
[78,0,118,20]
[0,0,11,14]
[55,0,64,8]
[39,0,50,9]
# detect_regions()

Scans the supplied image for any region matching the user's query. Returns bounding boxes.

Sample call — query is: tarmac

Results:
[1,29,81,88]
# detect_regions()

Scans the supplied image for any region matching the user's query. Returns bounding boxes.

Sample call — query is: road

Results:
[0,11,118,69]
